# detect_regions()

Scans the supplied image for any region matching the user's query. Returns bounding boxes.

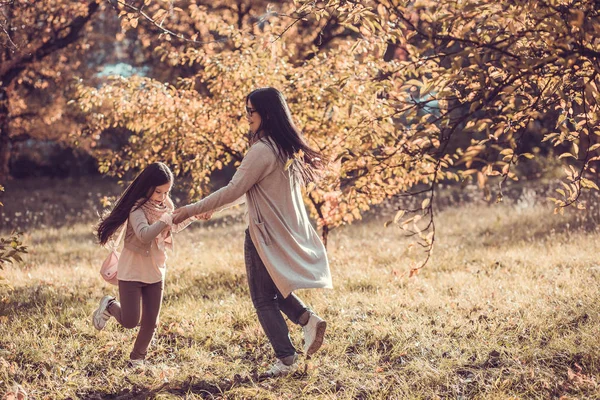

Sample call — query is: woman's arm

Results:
[173,142,274,222]
[129,208,169,244]
[214,195,246,212]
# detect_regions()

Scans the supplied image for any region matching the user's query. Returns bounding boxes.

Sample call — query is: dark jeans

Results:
[244,229,309,359]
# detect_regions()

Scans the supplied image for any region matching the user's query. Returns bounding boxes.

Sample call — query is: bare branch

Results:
[0,21,16,50]
[107,0,280,46]
[0,1,100,85]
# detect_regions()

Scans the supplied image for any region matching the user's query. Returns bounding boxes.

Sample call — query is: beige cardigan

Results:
[182,138,333,298]
[118,208,169,283]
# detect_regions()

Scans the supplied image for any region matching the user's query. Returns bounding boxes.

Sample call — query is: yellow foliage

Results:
[67,0,600,238]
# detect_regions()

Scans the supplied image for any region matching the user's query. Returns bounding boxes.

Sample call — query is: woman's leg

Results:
[108,280,143,329]
[278,287,326,357]
[130,280,164,360]
[244,230,297,360]
[278,292,310,326]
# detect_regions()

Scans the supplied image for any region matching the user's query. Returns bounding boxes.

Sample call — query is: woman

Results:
[173,87,332,378]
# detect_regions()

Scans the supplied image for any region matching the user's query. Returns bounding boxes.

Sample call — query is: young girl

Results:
[92,162,203,366]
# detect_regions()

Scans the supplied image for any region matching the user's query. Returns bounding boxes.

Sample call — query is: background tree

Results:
[73,0,600,260]
[75,1,422,245]
[0,1,112,181]
[289,0,600,268]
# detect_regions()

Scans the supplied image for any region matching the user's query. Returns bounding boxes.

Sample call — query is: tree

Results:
[291,0,600,267]
[0,232,26,267]
[75,0,600,263]
[0,0,109,181]
[0,0,310,180]
[75,1,420,246]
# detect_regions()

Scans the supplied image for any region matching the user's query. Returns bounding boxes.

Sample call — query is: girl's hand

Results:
[159,212,173,226]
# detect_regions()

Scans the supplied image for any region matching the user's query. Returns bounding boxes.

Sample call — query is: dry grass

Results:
[1,179,599,399]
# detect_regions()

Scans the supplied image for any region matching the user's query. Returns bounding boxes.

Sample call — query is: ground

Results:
[0,178,599,399]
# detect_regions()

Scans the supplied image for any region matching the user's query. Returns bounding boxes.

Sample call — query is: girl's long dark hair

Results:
[96,162,173,245]
[246,87,327,184]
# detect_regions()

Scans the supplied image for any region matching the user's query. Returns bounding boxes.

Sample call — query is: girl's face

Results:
[150,182,172,205]
[246,99,262,135]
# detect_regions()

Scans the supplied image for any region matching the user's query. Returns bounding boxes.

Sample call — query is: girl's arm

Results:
[129,208,169,244]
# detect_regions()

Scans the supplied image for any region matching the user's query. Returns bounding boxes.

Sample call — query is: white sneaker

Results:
[127,359,145,368]
[303,313,327,356]
[263,354,298,378]
[92,295,114,331]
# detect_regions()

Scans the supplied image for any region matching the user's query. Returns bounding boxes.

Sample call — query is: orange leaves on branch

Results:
[66,0,600,252]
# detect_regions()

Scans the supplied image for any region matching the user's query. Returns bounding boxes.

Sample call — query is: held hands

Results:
[194,211,213,221]
[173,207,213,224]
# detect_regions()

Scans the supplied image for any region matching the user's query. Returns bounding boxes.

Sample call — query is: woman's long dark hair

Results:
[96,162,174,245]
[246,87,327,184]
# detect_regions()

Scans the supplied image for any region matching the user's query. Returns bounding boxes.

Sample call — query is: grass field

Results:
[1,179,599,399]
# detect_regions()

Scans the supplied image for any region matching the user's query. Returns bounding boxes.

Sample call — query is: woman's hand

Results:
[172,207,189,225]
[194,211,213,221]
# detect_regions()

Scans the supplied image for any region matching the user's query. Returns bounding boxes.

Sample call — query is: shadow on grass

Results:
[0,283,93,318]
[164,271,249,304]
[453,349,597,399]
[467,208,598,248]
[80,377,230,400]
[80,369,312,399]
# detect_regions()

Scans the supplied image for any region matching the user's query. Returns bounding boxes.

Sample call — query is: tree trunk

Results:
[321,224,329,248]
[0,85,10,183]
[307,192,330,248]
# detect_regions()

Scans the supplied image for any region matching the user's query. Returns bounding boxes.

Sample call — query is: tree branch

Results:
[0,1,100,87]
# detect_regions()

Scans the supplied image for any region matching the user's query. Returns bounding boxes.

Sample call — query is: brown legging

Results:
[108,280,164,360]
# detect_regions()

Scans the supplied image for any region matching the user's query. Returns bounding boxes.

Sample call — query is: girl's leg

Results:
[244,230,297,360]
[129,280,163,360]
[108,280,143,329]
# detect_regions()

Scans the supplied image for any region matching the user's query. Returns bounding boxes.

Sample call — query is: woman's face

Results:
[246,99,262,135]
